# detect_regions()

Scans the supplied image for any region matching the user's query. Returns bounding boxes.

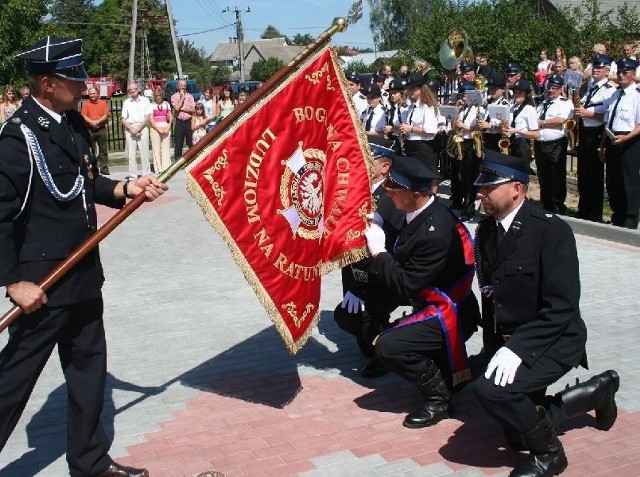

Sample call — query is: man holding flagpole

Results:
[363,154,480,429]
[0,36,166,477]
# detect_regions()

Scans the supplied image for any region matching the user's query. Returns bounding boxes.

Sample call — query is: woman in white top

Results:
[502,79,539,162]
[398,74,440,176]
[216,85,236,121]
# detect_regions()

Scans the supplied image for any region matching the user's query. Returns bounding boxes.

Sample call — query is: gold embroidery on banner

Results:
[282,301,315,328]
[202,149,229,205]
[304,62,335,91]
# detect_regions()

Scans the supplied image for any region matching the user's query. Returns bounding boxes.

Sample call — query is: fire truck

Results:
[82,77,124,99]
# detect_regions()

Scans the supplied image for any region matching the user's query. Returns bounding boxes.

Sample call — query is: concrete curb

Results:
[562,214,640,247]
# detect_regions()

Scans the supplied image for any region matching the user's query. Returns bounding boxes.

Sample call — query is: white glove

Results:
[366,212,384,227]
[341,291,364,314]
[364,223,386,256]
[485,347,522,387]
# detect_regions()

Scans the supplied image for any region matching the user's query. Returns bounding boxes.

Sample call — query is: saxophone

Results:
[446,113,464,160]
[498,120,511,155]
[471,100,485,158]
[563,87,580,150]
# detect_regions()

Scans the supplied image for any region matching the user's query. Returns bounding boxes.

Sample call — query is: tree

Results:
[49,0,94,39]
[291,33,314,46]
[0,0,50,85]
[250,57,284,81]
[368,0,433,50]
[261,25,286,40]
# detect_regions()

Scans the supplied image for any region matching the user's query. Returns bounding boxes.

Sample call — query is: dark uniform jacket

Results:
[341,184,404,309]
[0,96,124,306]
[368,199,480,339]
[476,199,587,368]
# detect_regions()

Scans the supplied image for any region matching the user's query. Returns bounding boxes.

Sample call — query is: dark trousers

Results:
[89,128,109,170]
[404,139,439,175]
[173,118,193,160]
[483,133,501,153]
[510,137,532,163]
[577,126,605,222]
[535,137,568,214]
[606,135,640,229]
[0,298,112,476]
[374,318,449,383]
[474,352,572,433]
[460,140,479,214]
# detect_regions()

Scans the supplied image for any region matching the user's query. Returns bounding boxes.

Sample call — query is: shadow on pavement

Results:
[0,373,163,476]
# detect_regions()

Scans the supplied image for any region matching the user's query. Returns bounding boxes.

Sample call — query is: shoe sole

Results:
[597,370,620,431]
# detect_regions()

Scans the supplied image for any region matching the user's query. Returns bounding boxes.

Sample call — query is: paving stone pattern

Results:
[0,169,639,476]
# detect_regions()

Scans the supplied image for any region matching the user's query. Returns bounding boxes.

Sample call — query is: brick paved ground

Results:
[1,168,639,477]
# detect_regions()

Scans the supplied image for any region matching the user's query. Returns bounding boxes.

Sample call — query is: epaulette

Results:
[603,83,612,88]
[357,93,366,100]
[559,97,568,101]
[499,99,509,105]
[531,206,554,222]
[636,85,640,93]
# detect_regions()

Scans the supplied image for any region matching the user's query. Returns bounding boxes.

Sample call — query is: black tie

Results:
[495,222,506,253]
[61,114,75,144]
[365,107,374,131]
[540,101,552,119]
[584,84,600,108]
[607,90,625,129]
[408,104,415,125]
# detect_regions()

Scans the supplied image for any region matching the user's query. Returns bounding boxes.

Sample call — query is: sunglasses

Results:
[383,176,410,191]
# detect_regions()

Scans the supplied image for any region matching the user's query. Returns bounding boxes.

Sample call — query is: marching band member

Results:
[593,57,640,229]
[384,78,409,152]
[502,79,539,161]
[572,54,615,222]
[346,72,368,116]
[534,75,574,214]
[454,81,481,221]
[399,73,440,187]
[478,72,510,152]
[361,84,387,137]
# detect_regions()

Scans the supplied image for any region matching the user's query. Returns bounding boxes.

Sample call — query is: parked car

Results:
[163,79,202,102]
[230,80,261,97]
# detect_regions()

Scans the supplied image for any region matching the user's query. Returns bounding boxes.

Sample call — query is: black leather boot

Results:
[557,370,619,430]
[510,408,568,477]
[504,426,527,452]
[403,363,452,429]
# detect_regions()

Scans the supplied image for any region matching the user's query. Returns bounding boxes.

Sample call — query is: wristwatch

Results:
[123,177,134,198]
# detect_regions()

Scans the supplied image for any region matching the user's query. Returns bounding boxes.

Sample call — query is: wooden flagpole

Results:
[0,2,362,334]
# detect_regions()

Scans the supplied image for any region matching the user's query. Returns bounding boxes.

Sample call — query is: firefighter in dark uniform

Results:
[334,141,404,378]
[593,57,640,229]
[0,37,167,477]
[363,156,480,429]
[572,54,615,222]
[473,151,620,477]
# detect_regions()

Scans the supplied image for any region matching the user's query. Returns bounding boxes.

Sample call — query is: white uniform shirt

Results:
[511,104,539,139]
[536,97,573,141]
[361,104,387,134]
[457,104,478,140]
[122,95,152,127]
[402,101,438,140]
[597,83,640,132]
[352,92,368,116]
[580,79,616,127]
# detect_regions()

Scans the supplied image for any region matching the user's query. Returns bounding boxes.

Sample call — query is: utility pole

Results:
[223,6,250,81]
[165,0,184,79]
[127,0,138,82]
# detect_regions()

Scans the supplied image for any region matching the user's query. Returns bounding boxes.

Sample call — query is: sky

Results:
[168,0,375,55]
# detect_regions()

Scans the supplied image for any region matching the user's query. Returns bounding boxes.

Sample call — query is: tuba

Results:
[439,28,475,70]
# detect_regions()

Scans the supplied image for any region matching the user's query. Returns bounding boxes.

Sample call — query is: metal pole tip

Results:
[333,17,348,32]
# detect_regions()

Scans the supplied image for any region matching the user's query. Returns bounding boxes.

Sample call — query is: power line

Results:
[178,23,235,37]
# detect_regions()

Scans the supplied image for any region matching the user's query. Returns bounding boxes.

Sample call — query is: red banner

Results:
[185,47,373,354]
